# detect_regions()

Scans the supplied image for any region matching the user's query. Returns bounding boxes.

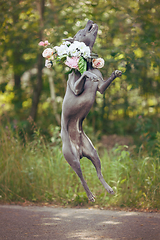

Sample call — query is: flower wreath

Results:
[39,40,104,74]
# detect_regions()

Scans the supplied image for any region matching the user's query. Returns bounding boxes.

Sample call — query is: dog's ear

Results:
[63,38,74,43]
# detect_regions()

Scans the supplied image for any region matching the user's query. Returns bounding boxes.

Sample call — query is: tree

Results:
[30,0,45,121]
[0,0,40,115]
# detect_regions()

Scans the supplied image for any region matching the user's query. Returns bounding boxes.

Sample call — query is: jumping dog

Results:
[61,20,122,202]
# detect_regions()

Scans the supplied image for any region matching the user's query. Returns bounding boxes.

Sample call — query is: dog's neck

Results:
[87,61,93,70]
[87,52,98,70]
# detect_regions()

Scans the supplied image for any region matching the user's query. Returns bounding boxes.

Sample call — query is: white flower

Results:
[67,41,90,58]
[76,42,90,58]
[53,41,90,59]
[73,41,81,47]
[68,43,80,57]
[62,41,71,47]
[45,59,52,68]
[42,48,54,58]
[54,44,68,56]
[82,46,90,58]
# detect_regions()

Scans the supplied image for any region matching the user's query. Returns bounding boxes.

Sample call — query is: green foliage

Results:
[0,124,159,209]
[0,0,39,74]
[135,115,157,150]
[107,145,160,209]
[78,57,87,75]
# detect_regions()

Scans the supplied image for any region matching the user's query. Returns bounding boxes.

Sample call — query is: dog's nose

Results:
[87,20,94,25]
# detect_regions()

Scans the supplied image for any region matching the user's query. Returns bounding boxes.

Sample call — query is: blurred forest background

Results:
[1,0,160,146]
[0,0,160,208]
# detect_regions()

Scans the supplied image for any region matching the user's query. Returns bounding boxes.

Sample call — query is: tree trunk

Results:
[13,73,22,110]
[30,55,43,121]
[48,69,61,125]
[29,0,45,121]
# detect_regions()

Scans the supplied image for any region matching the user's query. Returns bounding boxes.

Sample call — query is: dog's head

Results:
[65,20,98,51]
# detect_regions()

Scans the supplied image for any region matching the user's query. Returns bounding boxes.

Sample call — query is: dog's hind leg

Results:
[82,132,114,195]
[72,160,95,202]
[62,140,95,202]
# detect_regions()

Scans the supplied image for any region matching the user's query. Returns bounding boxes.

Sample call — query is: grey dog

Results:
[61,20,122,202]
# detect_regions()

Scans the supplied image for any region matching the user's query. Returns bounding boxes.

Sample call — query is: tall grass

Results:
[0,123,160,209]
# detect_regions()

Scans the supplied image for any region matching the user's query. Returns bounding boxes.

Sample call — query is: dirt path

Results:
[0,205,160,240]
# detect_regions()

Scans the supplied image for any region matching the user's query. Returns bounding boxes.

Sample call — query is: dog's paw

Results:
[88,193,95,202]
[114,70,122,77]
[108,188,114,195]
[106,186,115,195]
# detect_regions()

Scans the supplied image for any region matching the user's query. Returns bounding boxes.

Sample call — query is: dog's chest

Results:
[83,77,98,93]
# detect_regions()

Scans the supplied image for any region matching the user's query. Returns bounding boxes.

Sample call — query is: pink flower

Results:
[92,58,104,68]
[39,41,44,46]
[44,40,50,46]
[42,48,54,58]
[39,40,50,46]
[65,56,79,69]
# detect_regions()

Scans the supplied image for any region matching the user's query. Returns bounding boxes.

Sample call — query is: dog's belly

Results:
[61,79,98,156]
[62,79,98,120]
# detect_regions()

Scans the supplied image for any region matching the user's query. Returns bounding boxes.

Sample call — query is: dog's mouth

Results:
[88,23,96,32]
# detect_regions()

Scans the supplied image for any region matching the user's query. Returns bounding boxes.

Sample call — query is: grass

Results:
[0,123,160,210]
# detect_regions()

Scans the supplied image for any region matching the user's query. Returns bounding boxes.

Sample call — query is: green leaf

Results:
[120,178,126,184]
[57,54,67,61]
[78,57,87,74]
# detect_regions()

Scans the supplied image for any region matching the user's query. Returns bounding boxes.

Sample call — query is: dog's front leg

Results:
[69,71,98,95]
[98,70,122,94]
